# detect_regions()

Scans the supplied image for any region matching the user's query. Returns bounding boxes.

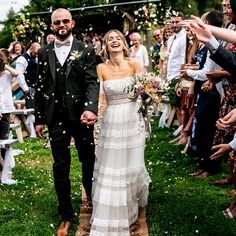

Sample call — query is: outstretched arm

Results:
[182,16,236,76]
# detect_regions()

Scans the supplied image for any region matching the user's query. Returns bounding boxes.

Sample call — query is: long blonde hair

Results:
[100,29,130,62]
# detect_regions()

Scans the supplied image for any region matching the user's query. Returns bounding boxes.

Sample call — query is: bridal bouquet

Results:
[125,72,163,117]
[125,72,163,140]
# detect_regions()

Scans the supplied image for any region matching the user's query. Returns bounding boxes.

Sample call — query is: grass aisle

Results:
[1,119,236,235]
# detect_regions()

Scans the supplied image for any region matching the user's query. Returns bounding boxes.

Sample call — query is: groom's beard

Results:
[54,28,72,41]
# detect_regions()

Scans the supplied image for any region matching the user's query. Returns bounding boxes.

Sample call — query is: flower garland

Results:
[10,13,47,44]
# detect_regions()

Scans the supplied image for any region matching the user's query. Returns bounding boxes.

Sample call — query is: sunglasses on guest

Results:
[53,19,71,25]
[153,34,160,38]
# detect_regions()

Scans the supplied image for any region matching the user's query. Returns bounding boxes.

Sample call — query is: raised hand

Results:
[216,108,236,130]
[180,16,213,43]
[210,144,232,160]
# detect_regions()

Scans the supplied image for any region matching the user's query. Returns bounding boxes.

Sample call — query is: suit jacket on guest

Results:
[210,45,236,77]
[34,38,99,126]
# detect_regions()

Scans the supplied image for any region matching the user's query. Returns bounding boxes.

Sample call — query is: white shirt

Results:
[130,44,149,71]
[54,35,73,66]
[229,132,236,150]
[167,29,187,81]
[15,51,32,92]
[186,51,224,98]
[186,51,222,81]
[0,70,16,113]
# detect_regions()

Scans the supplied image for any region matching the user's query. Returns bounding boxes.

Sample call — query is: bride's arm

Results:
[97,64,107,119]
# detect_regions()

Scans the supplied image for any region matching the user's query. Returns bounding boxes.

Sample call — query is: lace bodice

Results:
[103,77,133,105]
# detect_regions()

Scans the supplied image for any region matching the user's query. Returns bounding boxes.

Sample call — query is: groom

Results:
[34,8,99,235]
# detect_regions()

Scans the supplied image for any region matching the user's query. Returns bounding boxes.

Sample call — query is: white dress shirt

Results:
[186,51,222,81]
[229,132,236,150]
[54,35,73,66]
[15,51,33,92]
[187,51,224,99]
[167,29,187,81]
[0,70,16,113]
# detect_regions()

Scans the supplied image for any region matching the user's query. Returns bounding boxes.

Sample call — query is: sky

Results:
[0,0,29,22]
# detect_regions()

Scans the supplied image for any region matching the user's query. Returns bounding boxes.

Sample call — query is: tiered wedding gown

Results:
[90,77,151,236]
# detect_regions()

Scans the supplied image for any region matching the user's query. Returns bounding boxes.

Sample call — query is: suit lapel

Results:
[66,39,78,79]
[48,43,56,81]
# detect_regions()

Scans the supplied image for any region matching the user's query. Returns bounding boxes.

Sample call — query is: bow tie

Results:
[55,39,70,47]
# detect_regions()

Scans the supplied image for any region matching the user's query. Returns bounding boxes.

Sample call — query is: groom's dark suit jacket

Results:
[34,38,99,126]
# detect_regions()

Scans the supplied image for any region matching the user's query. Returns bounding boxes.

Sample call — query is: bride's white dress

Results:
[90,77,151,236]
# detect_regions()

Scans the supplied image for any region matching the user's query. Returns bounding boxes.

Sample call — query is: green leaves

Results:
[11,13,47,44]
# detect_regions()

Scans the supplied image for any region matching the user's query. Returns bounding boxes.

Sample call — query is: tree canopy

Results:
[0,0,222,48]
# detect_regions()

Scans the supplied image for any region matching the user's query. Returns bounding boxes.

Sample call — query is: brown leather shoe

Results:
[195,171,210,179]
[227,189,236,197]
[189,170,204,177]
[56,220,72,236]
[215,177,232,186]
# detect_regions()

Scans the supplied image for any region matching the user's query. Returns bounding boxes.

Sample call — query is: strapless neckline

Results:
[103,77,133,83]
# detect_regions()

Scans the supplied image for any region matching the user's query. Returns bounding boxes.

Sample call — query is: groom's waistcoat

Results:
[54,55,67,114]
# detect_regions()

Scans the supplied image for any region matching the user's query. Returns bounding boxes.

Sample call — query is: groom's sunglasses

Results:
[53,19,71,25]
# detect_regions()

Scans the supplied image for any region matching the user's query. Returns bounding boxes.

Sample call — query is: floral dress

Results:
[214,43,236,144]
[213,42,236,170]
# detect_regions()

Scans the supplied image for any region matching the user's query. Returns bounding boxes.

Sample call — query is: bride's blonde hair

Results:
[99,29,130,62]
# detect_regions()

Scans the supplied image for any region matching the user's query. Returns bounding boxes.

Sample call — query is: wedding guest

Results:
[129,32,149,71]
[180,10,224,178]
[46,34,55,44]
[16,42,41,108]
[8,42,25,100]
[34,8,99,236]
[0,48,18,185]
[166,12,187,140]
[211,109,236,218]
[10,41,24,62]
[90,29,151,235]
[159,26,172,80]
[152,28,162,67]
[205,0,236,187]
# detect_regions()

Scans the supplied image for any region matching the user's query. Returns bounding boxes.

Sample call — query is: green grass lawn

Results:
[1,119,236,236]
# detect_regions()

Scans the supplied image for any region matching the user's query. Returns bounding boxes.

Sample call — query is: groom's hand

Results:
[80,111,97,125]
[36,124,46,139]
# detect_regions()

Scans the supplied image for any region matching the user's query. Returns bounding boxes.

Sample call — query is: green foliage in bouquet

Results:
[161,78,180,105]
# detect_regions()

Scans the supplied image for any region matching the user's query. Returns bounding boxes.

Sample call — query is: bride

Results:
[90,29,151,235]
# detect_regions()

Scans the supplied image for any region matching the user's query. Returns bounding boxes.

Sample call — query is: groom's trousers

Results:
[48,113,95,220]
